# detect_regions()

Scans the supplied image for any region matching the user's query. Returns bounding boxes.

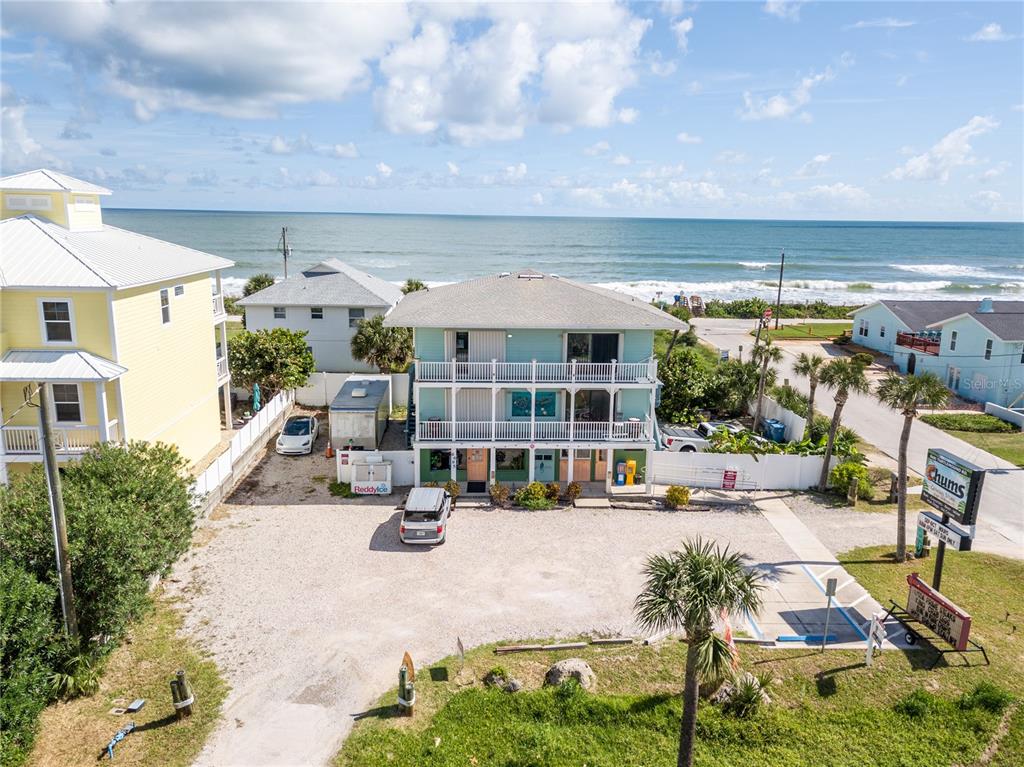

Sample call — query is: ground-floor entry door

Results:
[534,450,555,482]
[466,448,488,493]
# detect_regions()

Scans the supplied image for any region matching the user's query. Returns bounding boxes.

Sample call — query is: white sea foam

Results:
[738,261,772,269]
[890,263,996,278]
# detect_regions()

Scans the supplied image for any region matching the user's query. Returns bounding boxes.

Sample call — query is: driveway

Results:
[167,445,900,766]
[694,318,1024,559]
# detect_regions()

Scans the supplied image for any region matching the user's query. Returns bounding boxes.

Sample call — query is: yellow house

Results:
[0,169,234,483]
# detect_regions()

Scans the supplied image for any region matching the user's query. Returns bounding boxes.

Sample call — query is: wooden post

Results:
[170,669,194,718]
[888,472,899,503]
[847,480,859,507]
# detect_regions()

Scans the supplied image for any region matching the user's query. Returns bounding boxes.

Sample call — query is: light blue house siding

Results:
[418,388,447,420]
[849,303,908,355]
[414,328,445,361]
[414,328,656,363]
[622,331,654,362]
[898,316,1023,407]
[506,330,563,362]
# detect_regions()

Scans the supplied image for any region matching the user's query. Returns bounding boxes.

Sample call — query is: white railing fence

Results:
[414,357,658,384]
[1,425,100,455]
[212,294,226,317]
[416,419,650,442]
[193,389,294,499]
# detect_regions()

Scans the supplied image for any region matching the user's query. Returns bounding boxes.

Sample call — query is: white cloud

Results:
[671,17,694,53]
[649,54,677,77]
[716,150,749,164]
[806,182,870,205]
[1012,103,1024,112]
[612,154,631,166]
[848,18,916,30]
[376,161,393,178]
[331,142,359,158]
[505,162,527,181]
[267,134,358,158]
[584,140,611,156]
[531,192,544,205]
[967,23,1013,42]
[446,161,460,176]
[741,67,834,121]
[763,2,803,22]
[795,153,832,177]
[676,131,702,144]
[569,174,726,209]
[887,115,999,182]
[616,107,640,124]
[978,162,1009,182]
[687,80,702,95]
[839,51,855,68]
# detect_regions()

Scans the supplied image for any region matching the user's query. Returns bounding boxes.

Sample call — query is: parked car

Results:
[399,487,451,545]
[275,414,319,455]
[661,420,746,452]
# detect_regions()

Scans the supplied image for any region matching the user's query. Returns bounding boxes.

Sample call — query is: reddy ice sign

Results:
[920,448,984,526]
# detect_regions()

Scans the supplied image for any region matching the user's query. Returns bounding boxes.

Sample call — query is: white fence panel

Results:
[336,449,416,487]
[650,450,831,490]
[748,395,807,442]
[985,402,1024,430]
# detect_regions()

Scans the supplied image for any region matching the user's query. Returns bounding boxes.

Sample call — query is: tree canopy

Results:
[402,278,427,294]
[228,327,316,395]
[350,314,413,373]
[242,273,275,297]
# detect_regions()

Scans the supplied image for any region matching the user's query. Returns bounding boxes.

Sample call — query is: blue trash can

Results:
[761,418,786,443]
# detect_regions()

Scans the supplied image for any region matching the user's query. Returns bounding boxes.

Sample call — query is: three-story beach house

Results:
[0,169,234,483]
[383,270,687,492]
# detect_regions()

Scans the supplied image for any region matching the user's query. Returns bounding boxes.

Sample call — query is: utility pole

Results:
[37,383,79,639]
[773,249,786,330]
[280,226,290,279]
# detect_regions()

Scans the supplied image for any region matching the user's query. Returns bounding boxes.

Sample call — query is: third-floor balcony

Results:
[212,293,227,321]
[895,331,941,355]
[415,358,658,385]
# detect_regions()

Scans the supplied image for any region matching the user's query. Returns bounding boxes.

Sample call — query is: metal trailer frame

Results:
[881,599,989,670]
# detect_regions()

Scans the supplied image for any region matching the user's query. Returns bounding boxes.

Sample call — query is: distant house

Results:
[238,259,403,373]
[850,299,1024,407]
[1,169,234,483]
[383,269,688,493]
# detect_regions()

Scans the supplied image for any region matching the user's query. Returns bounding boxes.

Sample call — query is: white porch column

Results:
[222,383,233,429]
[529,386,536,442]
[645,447,654,495]
[607,387,615,440]
[413,448,421,487]
[96,383,110,442]
[0,398,7,485]
[413,383,421,441]
[489,446,496,485]
[450,447,457,483]
[527,446,535,483]
[568,388,576,441]
[648,386,657,441]
[605,448,613,492]
[566,448,574,483]
[450,385,457,439]
[491,386,497,441]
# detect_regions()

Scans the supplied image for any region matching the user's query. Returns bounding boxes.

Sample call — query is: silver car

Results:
[399,487,451,545]
[275,414,319,455]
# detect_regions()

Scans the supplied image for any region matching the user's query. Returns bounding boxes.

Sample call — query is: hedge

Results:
[920,413,1017,434]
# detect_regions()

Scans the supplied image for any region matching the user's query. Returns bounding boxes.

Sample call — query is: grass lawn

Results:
[940,430,1024,467]
[335,547,1022,767]
[26,597,227,767]
[225,318,244,342]
[755,321,852,341]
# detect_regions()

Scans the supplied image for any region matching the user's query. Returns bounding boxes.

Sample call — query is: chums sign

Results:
[921,448,984,526]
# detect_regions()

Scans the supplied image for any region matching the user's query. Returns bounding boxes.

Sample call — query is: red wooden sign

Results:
[906,573,972,651]
[722,469,737,490]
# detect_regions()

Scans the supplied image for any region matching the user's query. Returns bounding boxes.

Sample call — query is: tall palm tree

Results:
[751,338,783,429]
[816,355,872,491]
[350,315,413,373]
[243,272,275,297]
[402,278,427,294]
[663,305,693,359]
[634,539,763,767]
[793,352,826,421]
[875,371,949,561]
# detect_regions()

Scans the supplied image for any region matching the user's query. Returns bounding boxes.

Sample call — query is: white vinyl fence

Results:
[985,402,1024,430]
[336,449,416,486]
[749,395,807,442]
[193,389,294,502]
[295,372,410,409]
[651,451,833,490]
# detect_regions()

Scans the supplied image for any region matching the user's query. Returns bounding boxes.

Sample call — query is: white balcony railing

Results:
[212,293,226,319]
[416,358,657,385]
[1,425,101,456]
[417,419,650,442]
[216,355,230,380]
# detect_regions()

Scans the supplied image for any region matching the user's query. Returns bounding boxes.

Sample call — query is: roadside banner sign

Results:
[917,511,972,551]
[721,468,738,490]
[865,613,885,666]
[920,448,985,525]
[906,573,972,651]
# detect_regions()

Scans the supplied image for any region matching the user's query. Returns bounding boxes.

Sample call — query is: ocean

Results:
[104,209,1024,305]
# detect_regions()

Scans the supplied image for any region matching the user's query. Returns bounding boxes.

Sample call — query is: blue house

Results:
[851,299,1024,407]
[383,270,687,492]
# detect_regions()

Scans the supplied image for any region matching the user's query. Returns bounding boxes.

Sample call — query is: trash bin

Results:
[761,418,786,443]
[616,461,626,486]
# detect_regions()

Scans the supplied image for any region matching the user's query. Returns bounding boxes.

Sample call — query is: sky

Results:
[1,1,1022,221]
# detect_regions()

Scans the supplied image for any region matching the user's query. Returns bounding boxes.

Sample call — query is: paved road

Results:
[694,318,1023,559]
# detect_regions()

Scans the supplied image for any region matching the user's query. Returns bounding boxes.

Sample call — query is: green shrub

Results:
[920,413,1017,434]
[47,652,102,700]
[544,482,561,501]
[328,481,356,497]
[514,482,556,510]
[1,442,196,645]
[894,689,940,719]
[564,481,582,502]
[769,384,809,418]
[829,461,874,500]
[807,414,832,442]
[0,562,58,766]
[664,485,691,509]
[722,673,767,719]
[489,482,510,506]
[443,479,460,499]
[958,681,1013,714]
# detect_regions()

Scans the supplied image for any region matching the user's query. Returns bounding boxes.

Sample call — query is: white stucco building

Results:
[238,259,403,373]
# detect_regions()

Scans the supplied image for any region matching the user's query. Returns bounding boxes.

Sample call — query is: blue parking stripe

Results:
[799,564,868,641]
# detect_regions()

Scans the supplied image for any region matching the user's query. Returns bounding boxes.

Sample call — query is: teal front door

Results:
[534,451,555,482]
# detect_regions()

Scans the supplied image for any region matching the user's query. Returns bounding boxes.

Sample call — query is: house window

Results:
[880,325,886,338]
[858,320,869,337]
[160,289,171,324]
[984,339,993,361]
[495,449,525,471]
[40,300,74,342]
[74,196,97,209]
[310,307,324,320]
[273,307,286,319]
[52,384,82,423]
[428,449,451,472]
[348,308,365,328]
[949,331,957,351]
[1020,346,1024,364]
[174,284,185,297]
[454,331,469,362]
[5,194,51,211]
[574,449,592,460]
[567,332,618,363]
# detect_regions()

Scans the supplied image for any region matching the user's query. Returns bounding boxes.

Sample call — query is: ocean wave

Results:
[738,261,772,269]
[890,263,997,278]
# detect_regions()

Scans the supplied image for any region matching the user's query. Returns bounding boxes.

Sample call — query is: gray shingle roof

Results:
[876,300,981,330]
[927,301,1024,341]
[383,270,689,331]
[237,259,402,308]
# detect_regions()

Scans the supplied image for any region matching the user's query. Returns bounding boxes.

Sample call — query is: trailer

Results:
[329,378,390,451]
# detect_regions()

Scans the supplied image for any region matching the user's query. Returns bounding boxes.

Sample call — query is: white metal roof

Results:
[384,270,689,331]
[0,349,128,382]
[0,215,233,288]
[0,169,112,195]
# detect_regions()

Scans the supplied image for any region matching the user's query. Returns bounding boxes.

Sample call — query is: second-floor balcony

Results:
[1,422,120,458]
[216,355,230,381]
[417,418,650,442]
[416,358,658,385]
[212,293,227,321]
[895,331,941,355]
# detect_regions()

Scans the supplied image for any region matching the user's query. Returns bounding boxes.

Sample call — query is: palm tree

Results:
[663,305,693,359]
[634,539,764,767]
[816,355,872,491]
[350,314,413,373]
[751,338,783,429]
[875,371,949,561]
[793,352,826,421]
[402,278,427,294]
[243,272,275,297]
